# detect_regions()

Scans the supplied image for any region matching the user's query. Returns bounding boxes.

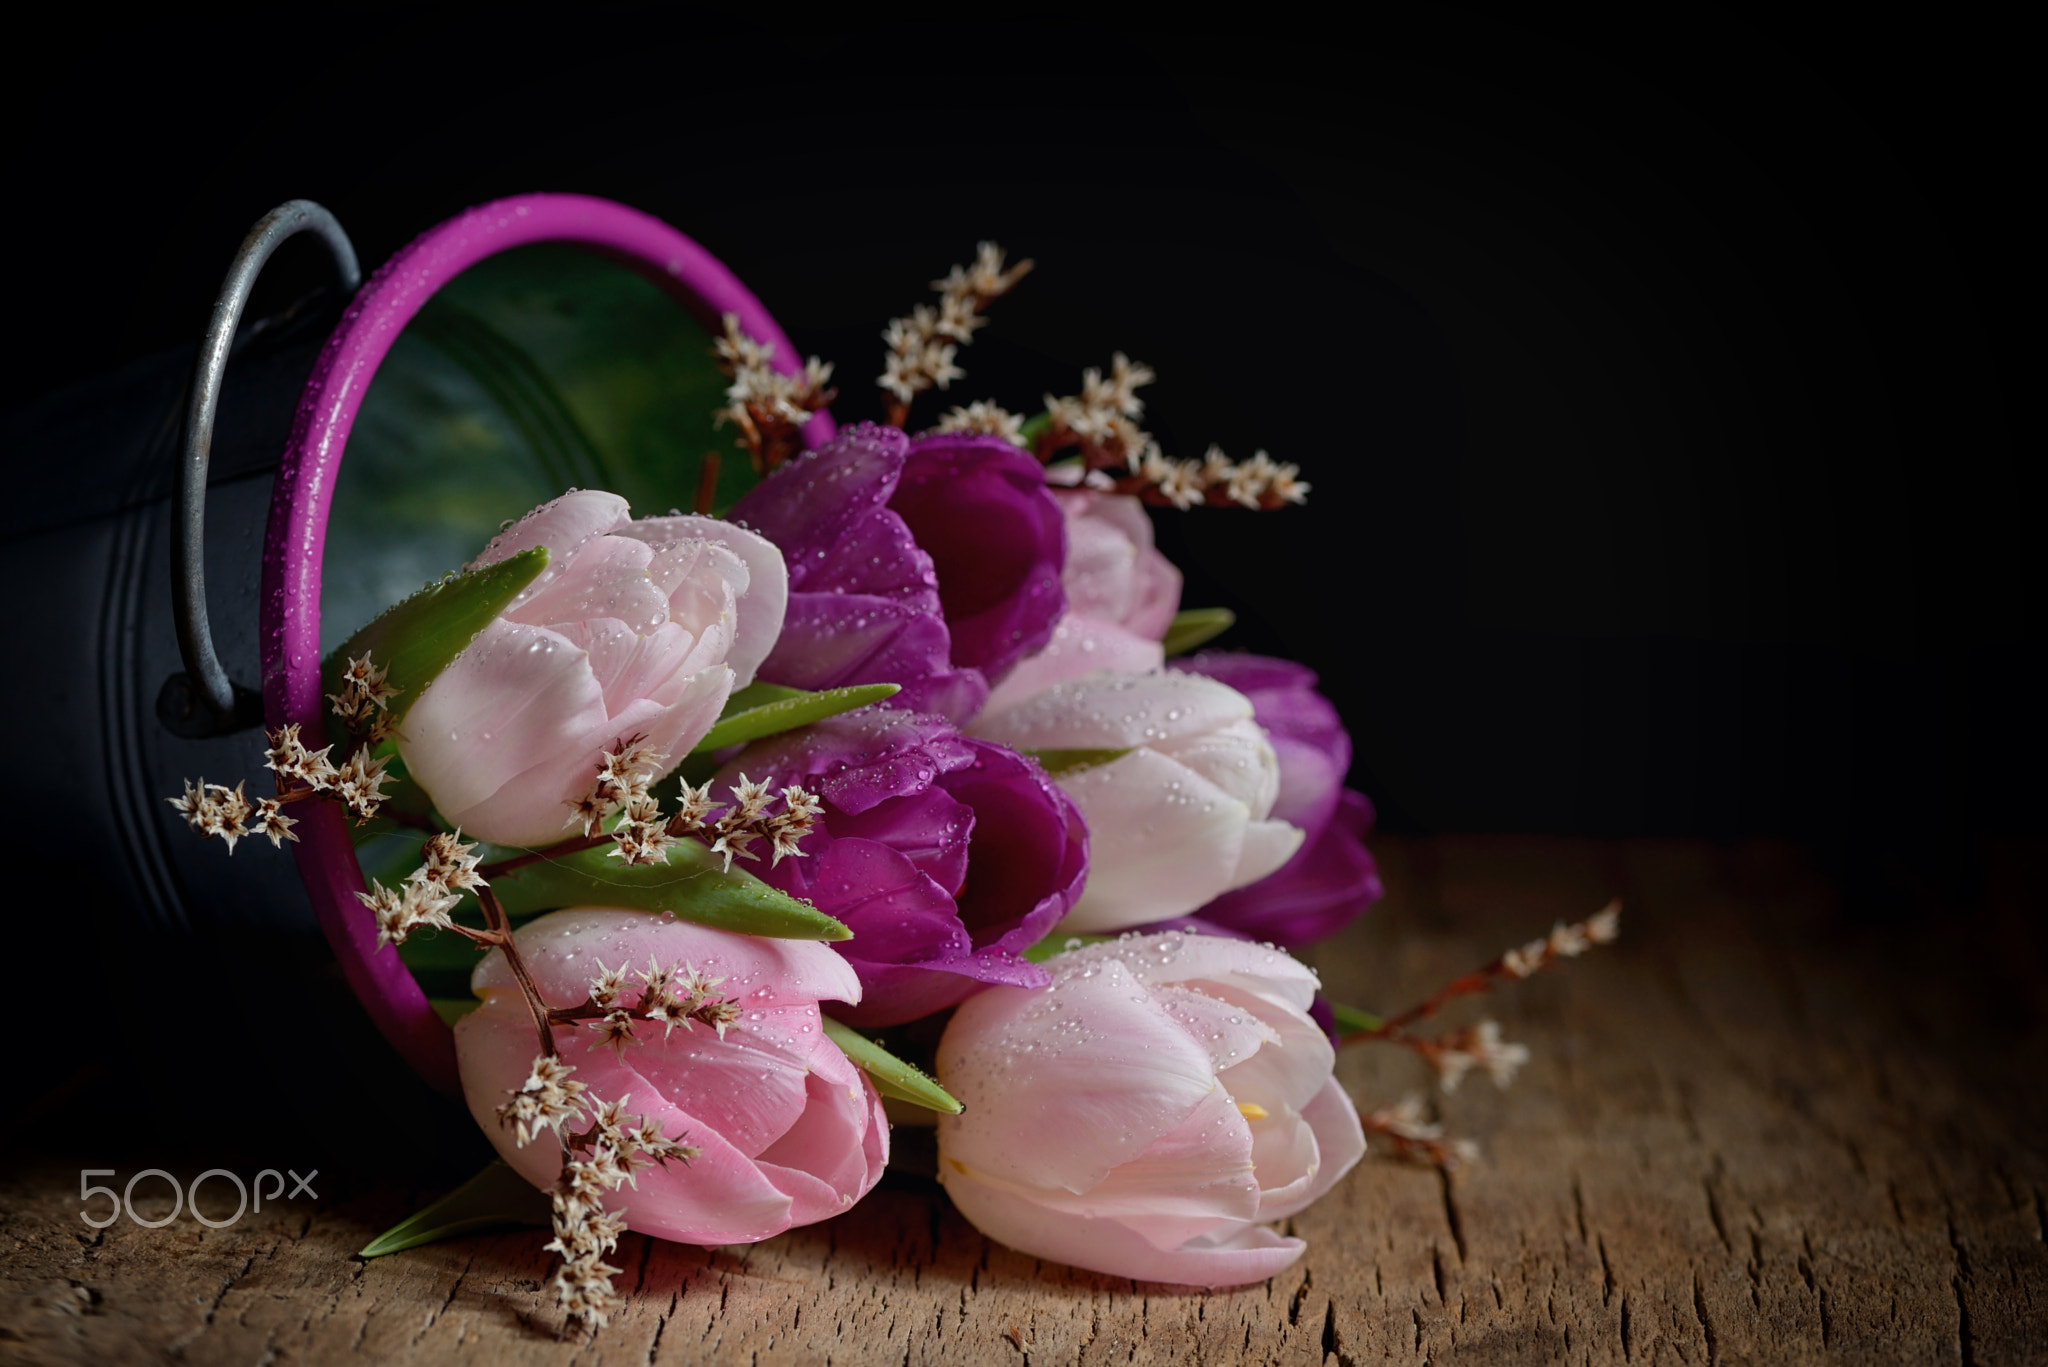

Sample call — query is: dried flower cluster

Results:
[571,739,823,873]
[877,242,1032,425]
[1032,355,1310,510]
[712,314,836,475]
[357,830,487,949]
[170,654,408,851]
[1340,901,1622,1167]
[495,1053,700,1327]
[327,653,402,741]
[1419,1018,1532,1093]
[166,779,296,851]
[550,955,744,1054]
[1359,1094,1481,1171]
[933,400,1027,445]
[1502,901,1622,979]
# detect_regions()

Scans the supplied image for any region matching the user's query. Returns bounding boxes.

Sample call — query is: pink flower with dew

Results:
[935,931,1365,1286]
[397,491,787,847]
[456,910,887,1245]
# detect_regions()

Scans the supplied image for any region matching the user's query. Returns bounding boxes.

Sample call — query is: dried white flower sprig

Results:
[1340,901,1621,1167]
[878,242,1033,427]
[493,1049,703,1327]
[1358,1094,1481,1171]
[712,313,837,480]
[486,953,747,1325]
[551,737,823,874]
[1035,355,1310,510]
[168,652,406,851]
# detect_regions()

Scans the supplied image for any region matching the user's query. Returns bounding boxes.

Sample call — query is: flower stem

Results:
[478,885,556,1058]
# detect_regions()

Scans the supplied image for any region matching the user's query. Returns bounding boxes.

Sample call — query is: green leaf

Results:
[490,843,852,940]
[1161,607,1236,658]
[1021,932,1114,964]
[1017,410,1055,447]
[1027,747,1132,777]
[358,1161,550,1259]
[430,998,482,1027]
[321,547,550,726]
[692,682,901,754]
[821,1018,962,1114]
[1330,1002,1385,1037]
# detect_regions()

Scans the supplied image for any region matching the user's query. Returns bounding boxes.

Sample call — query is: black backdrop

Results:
[3,12,2034,918]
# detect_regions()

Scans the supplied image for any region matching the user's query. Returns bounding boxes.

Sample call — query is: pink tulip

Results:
[934,931,1365,1286]
[456,909,888,1245]
[398,491,787,847]
[970,670,1304,931]
[981,490,1180,714]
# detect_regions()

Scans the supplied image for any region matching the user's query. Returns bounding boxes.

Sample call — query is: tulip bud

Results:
[456,909,888,1245]
[970,670,1304,931]
[397,491,787,847]
[934,931,1365,1286]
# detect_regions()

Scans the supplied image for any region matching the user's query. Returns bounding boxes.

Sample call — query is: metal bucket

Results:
[1,194,823,1140]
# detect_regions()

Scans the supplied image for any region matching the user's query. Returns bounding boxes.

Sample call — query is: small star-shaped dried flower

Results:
[591,1010,637,1057]
[498,1055,588,1145]
[588,960,629,1010]
[693,997,742,1040]
[416,829,486,891]
[252,798,298,848]
[670,779,718,831]
[1585,901,1622,943]
[588,1095,633,1145]
[934,400,1027,445]
[676,962,725,1003]
[333,748,393,823]
[1501,939,1547,979]
[626,1117,699,1166]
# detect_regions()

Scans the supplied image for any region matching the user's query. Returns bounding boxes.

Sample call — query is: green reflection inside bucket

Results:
[321,245,748,653]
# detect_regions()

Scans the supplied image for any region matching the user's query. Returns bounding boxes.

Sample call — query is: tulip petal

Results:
[510,535,668,635]
[1256,1077,1367,1223]
[1229,819,1307,892]
[474,489,631,582]
[475,909,864,1011]
[1150,717,1281,815]
[620,516,787,689]
[755,1061,887,1227]
[399,620,610,836]
[938,1172,1306,1288]
[970,668,1252,753]
[980,614,1166,717]
[1055,748,1248,931]
[937,957,1219,1193]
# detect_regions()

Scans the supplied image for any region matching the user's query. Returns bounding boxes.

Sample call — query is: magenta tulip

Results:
[711,707,1087,1026]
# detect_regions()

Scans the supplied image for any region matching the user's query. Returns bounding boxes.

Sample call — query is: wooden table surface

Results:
[4,836,2044,1365]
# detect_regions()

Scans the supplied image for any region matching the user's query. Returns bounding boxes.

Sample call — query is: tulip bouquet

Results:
[170,242,1617,1327]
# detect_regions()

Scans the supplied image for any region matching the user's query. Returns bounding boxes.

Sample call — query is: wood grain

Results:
[4,837,2044,1365]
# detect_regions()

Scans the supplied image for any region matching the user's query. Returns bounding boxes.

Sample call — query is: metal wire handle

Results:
[163,200,360,738]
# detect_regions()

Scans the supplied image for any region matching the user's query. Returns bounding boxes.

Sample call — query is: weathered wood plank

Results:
[3,837,2042,1365]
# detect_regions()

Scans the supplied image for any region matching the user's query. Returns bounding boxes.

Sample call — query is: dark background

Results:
[3,11,2035,920]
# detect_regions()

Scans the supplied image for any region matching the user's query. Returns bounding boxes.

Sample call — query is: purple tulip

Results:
[711,707,1087,1026]
[729,424,988,720]
[1169,652,1383,946]
[893,432,1067,686]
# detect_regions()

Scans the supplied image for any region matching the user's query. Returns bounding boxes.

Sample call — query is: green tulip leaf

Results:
[321,546,549,727]
[1330,1002,1385,1037]
[490,842,852,940]
[1026,748,1133,777]
[358,1161,551,1259]
[821,1018,962,1114]
[1020,932,1114,964]
[691,682,902,754]
[1161,607,1236,658]
[1017,410,1055,447]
